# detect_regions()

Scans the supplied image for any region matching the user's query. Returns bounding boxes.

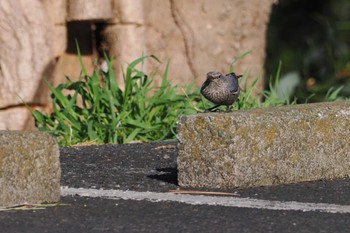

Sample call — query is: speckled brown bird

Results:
[200,71,242,112]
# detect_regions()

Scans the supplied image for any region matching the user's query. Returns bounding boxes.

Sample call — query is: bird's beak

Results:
[237,75,243,78]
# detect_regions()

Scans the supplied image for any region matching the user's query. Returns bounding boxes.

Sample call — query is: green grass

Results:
[23,51,344,146]
[25,52,200,146]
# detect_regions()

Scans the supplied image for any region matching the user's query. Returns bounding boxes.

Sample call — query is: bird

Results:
[200,71,242,112]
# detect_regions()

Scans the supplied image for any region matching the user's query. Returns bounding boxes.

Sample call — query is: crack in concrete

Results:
[169,0,198,78]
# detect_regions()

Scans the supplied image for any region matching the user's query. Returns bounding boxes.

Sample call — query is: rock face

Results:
[144,0,274,88]
[0,0,53,108]
[0,131,61,207]
[0,107,35,131]
[0,0,276,130]
[177,101,350,189]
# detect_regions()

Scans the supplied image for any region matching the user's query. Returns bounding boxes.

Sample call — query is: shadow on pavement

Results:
[148,167,179,186]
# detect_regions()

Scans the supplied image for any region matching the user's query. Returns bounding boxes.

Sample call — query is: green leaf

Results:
[76,40,87,76]
[124,128,142,143]
[230,50,251,73]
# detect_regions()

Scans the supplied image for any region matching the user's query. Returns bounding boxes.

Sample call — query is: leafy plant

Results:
[25,52,199,146]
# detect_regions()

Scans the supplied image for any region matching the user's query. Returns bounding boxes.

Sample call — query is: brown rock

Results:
[101,24,146,87]
[112,0,144,24]
[0,107,35,131]
[144,0,275,89]
[42,0,67,25]
[52,25,67,57]
[0,0,53,108]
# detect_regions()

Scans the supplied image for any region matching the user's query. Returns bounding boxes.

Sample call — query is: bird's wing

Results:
[200,79,210,93]
[226,74,240,94]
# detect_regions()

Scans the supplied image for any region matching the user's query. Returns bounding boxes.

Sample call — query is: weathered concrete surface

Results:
[177,101,350,189]
[0,131,61,207]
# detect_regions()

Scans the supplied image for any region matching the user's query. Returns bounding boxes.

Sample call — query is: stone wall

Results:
[0,0,276,130]
[144,0,275,86]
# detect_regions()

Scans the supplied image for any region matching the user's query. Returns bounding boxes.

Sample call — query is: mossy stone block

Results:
[177,101,350,189]
[0,131,60,207]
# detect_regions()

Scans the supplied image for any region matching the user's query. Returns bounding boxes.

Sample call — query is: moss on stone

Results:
[0,131,60,207]
[177,101,350,189]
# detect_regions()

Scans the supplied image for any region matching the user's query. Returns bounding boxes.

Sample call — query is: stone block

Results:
[112,0,144,24]
[68,0,113,21]
[0,107,35,131]
[42,0,67,25]
[177,101,350,189]
[102,24,145,87]
[52,25,67,57]
[0,131,60,207]
[103,24,145,63]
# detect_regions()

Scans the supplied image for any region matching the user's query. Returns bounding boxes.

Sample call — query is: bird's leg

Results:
[206,105,220,112]
[226,105,233,112]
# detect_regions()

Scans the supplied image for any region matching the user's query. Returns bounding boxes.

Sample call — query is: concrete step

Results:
[177,101,350,189]
[0,131,60,207]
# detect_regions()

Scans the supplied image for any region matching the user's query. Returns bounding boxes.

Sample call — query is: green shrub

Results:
[26,53,200,146]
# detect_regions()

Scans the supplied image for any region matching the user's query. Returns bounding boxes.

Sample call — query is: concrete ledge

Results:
[0,131,60,207]
[177,101,350,189]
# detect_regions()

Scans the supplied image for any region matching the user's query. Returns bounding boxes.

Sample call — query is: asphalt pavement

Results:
[0,141,349,233]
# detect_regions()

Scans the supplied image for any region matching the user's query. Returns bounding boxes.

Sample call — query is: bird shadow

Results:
[148,167,179,186]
